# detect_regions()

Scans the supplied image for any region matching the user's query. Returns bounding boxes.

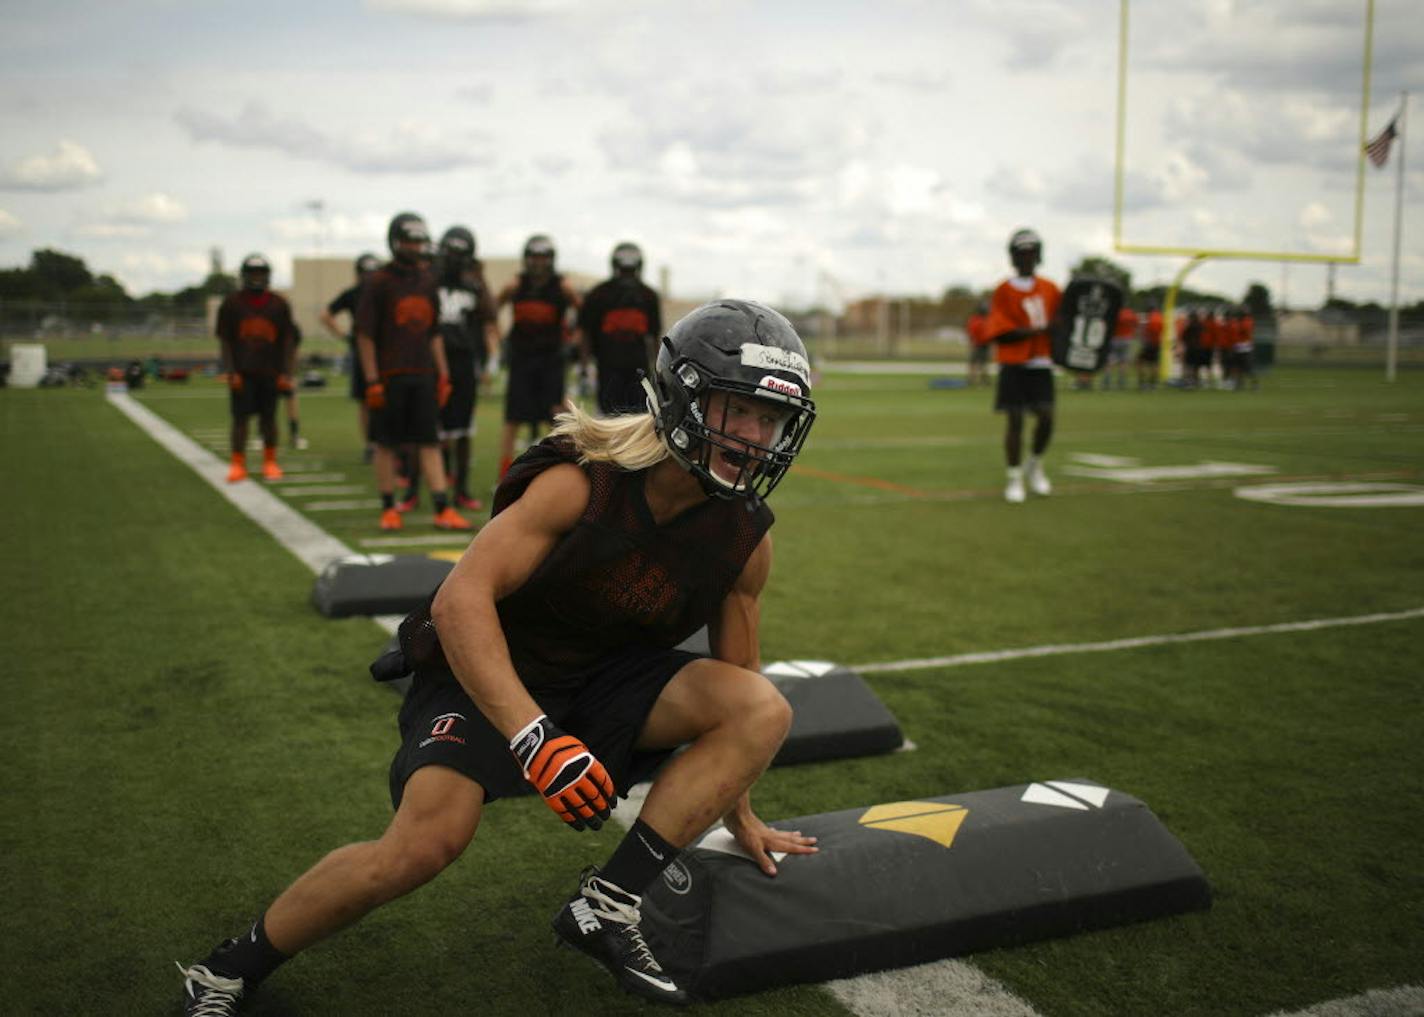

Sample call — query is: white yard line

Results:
[108,389,1416,1017]
[856,606,1424,675]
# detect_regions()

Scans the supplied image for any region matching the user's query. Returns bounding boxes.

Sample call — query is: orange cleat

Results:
[261,460,284,481]
[379,507,403,531]
[226,461,249,484]
[433,506,472,531]
[455,493,484,511]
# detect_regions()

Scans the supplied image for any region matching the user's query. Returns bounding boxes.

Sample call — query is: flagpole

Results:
[1386,90,1407,383]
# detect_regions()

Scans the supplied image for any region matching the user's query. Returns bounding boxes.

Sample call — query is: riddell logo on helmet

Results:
[758,375,802,398]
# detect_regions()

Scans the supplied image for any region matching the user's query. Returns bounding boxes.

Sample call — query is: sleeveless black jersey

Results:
[399,436,773,690]
[507,273,568,358]
[578,277,662,375]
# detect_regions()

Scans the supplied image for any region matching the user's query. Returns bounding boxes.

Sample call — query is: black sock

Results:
[433,492,449,513]
[381,492,394,510]
[601,818,678,896]
[203,913,289,986]
[288,419,299,440]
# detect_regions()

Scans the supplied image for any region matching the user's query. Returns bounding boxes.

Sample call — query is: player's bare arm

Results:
[431,463,590,739]
[709,533,820,874]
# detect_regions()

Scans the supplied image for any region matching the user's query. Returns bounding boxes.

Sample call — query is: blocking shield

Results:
[1053,276,1126,372]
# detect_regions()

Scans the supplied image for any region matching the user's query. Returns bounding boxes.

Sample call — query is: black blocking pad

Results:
[641,779,1211,1000]
[312,554,453,618]
[676,629,904,766]
[764,663,904,765]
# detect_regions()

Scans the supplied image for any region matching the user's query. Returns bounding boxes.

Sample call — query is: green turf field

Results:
[2,365,1421,1016]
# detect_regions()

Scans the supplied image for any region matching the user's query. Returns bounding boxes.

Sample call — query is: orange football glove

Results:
[276,374,294,394]
[509,715,614,831]
[437,373,452,408]
[365,382,386,410]
[227,373,243,393]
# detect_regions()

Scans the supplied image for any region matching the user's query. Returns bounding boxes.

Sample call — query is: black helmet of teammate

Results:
[1008,228,1043,276]
[523,233,556,276]
[355,252,380,278]
[642,299,817,504]
[610,241,643,277]
[387,212,430,264]
[239,253,271,292]
[439,225,476,264]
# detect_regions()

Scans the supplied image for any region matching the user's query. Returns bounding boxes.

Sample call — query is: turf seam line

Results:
[855,606,1424,674]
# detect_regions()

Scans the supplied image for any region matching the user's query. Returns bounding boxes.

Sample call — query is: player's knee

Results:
[738,678,793,750]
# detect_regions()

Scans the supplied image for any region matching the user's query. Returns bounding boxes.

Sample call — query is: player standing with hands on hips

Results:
[176,299,821,1013]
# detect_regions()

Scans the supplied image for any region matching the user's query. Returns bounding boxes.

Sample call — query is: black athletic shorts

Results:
[230,372,278,419]
[1137,343,1161,364]
[372,373,439,447]
[505,349,566,424]
[387,646,702,810]
[439,349,480,439]
[994,364,1055,413]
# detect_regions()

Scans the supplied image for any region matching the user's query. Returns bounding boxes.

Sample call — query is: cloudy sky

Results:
[1,0,1419,311]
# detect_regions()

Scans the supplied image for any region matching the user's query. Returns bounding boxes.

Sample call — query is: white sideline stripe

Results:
[108,392,404,636]
[306,499,383,511]
[1264,984,1424,1017]
[855,606,1424,675]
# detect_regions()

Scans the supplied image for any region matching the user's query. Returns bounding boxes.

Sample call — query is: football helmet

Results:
[1008,228,1042,276]
[239,254,270,292]
[439,225,476,263]
[523,234,556,275]
[387,212,430,264]
[641,299,816,503]
[355,252,381,277]
[610,241,643,277]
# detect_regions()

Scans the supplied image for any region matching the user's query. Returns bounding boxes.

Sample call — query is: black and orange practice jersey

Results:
[578,278,662,375]
[356,261,440,377]
[508,273,570,358]
[216,291,296,376]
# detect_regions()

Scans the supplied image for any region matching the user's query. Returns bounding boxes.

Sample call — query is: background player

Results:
[985,229,1061,503]
[215,254,296,483]
[495,234,581,478]
[321,253,381,462]
[432,225,498,511]
[356,212,470,532]
[965,300,991,387]
[578,241,662,415]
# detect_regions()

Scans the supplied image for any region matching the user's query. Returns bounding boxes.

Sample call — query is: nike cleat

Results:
[395,494,419,513]
[261,461,283,482]
[552,868,689,1006]
[176,961,244,1016]
[226,463,249,484]
[379,507,403,531]
[455,493,484,511]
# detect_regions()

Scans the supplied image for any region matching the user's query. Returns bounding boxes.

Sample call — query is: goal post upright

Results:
[1111,0,1377,382]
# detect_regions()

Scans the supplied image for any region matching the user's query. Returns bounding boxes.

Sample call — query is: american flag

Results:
[1365,116,1399,168]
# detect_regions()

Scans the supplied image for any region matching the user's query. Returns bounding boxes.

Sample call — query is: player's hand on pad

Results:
[509,714,614,831]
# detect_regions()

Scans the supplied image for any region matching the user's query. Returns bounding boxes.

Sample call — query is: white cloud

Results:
[0,208,22,238]
[268,211,389,245]
[1299,202,1332,229]
[174,102,492,175]
[0,140,102,191]
[72,192,190,240]
[367,0,573,19]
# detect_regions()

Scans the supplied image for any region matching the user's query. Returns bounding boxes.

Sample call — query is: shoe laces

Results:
[581,876,663,973]
[175,962,243,1015]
